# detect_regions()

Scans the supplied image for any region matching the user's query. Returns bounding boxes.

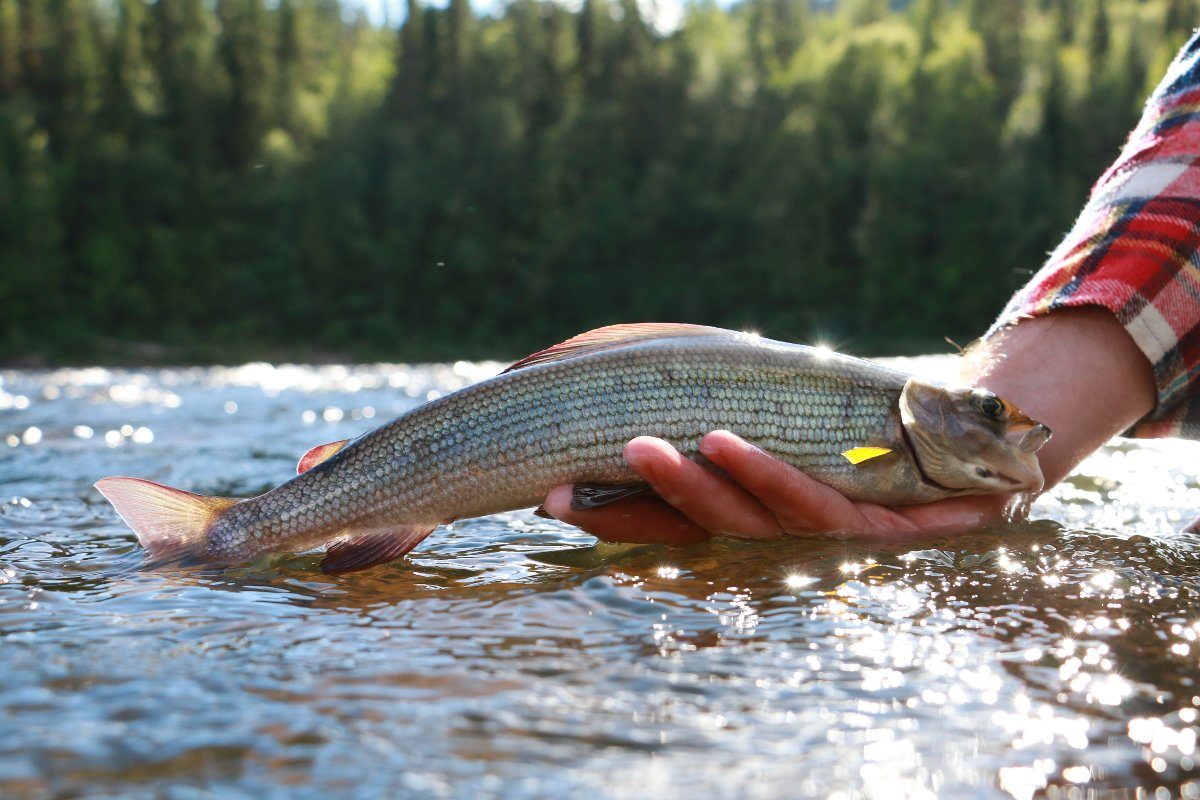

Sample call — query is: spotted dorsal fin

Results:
[503,323,724,374]
[297,439,351,474]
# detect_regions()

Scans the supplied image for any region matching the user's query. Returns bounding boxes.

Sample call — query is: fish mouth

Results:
[902,422,1043,494]
[990,463,1044,494]
[989,470,1026,489]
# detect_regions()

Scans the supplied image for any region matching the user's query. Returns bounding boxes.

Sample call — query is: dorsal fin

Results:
[297,439,350,474]
[503,323,724,374]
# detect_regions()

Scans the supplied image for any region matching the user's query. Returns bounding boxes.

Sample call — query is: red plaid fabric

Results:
[991,33,1200,439]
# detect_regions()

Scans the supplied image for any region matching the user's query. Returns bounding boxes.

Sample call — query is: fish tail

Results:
[95,477,237,563]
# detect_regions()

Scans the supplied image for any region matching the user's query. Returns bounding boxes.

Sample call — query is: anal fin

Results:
[320,524,436,575]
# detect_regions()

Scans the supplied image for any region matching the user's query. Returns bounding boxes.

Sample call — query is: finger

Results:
[623,437,782,539]
[543,484,711,545]
[699,430,875,534]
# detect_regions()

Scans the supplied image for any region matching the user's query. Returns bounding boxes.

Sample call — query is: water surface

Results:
[2,359,1199,799]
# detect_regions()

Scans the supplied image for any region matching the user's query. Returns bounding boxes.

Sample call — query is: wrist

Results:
[960,307,1155,490]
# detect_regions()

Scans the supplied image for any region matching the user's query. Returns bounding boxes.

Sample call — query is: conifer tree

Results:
[447,0,471,95]
[273,0,299,137]
[1087,0,1111,68]
[102,0,152,136]
[44,0,99,147]
[1053,0,1075,43]
[915,0,942,57]
[576,0,609,95]
[968,0,1026,107]
[1165,0,1197,39]
[0,0,18,96]
[386,0,425,115]
[216,0,271,167]
[16,0,41,91]
[153,0,212,168]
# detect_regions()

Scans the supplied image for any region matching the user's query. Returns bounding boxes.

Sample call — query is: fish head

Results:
[899,378,1052,495]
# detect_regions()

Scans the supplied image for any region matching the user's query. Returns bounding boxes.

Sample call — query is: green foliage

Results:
[0,0,1187,363]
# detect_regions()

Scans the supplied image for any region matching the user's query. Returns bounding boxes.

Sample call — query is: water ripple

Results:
[0,361,1199,798]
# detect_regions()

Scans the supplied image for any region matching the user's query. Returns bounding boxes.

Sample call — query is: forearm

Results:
[983,30,1200,443]
[963,307,1156,490]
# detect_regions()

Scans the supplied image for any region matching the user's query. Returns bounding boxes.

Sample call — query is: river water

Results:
[1,358,1198,799]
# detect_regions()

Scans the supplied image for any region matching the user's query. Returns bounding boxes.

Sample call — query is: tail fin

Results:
[95,477,237,562]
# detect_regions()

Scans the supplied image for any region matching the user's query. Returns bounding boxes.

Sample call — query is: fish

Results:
[95,323,1052,574]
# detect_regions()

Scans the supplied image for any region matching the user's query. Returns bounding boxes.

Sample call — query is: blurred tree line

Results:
[0,0,1195,363]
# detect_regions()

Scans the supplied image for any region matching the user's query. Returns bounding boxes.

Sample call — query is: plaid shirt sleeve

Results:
[988,32,1200,439]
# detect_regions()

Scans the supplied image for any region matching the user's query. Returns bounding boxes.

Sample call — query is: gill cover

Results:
[898,378,1051,495]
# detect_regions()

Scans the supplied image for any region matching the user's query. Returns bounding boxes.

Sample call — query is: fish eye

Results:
[975,467,994,479]
[974,393,1004,419]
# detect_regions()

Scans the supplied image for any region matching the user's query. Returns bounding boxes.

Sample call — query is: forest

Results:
[0,0,1196,363]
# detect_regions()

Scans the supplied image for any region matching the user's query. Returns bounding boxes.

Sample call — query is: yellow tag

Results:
[840,446,894,465]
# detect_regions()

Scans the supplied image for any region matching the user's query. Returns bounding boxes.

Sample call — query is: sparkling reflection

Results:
[0,358,1198,798]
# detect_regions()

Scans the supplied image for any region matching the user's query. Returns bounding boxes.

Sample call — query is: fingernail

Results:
[703,430,762,460]
[624,447,657,477]
[700,430,733,458]
[623,444,644,466]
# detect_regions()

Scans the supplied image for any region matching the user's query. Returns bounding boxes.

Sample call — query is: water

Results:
[1,358,1199,799]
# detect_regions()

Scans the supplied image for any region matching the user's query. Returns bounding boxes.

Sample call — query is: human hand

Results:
[542,430,1010,545]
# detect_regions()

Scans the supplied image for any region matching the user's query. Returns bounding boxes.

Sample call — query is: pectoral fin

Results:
[320,524,436,574]
[840,446,894,465]
[297,439,350,474]
[570,482,652,510]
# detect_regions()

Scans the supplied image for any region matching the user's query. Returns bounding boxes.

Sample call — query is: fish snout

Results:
[1003,419,1051,455]
[1008,457,1045,494]
[997,421,1050,493]
[1012,422,1052,454]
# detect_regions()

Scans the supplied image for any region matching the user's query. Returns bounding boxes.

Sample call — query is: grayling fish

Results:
[96,324,1051,573]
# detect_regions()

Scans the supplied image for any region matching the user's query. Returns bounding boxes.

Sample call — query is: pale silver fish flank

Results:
[95,324,1052,573]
